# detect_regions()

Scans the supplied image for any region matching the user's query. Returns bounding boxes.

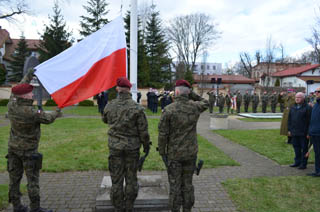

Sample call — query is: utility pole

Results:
[130,0,138,101]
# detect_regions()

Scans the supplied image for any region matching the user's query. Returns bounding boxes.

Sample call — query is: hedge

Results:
[78,100,94,106]
[44,99,57,106]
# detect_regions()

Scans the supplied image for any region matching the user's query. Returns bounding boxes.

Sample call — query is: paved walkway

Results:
[0,112,312,212]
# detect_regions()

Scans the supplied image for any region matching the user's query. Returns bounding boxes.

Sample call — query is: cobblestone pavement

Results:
[0,112,312,212]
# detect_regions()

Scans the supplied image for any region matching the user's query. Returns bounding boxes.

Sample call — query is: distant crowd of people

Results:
[146,88,173,113]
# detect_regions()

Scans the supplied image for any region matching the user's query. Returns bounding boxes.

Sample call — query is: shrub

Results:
[44,99,57,106]
[0,99,9,106]
[79,100,94,106]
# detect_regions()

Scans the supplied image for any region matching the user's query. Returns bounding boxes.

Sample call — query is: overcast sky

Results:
[1,0,319,67]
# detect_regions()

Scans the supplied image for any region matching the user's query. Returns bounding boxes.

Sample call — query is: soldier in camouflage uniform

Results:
[251,91,260,113]
[261,91,269,113]
[279,92,285,112]
[207,90,216,113]
[270,91,278,113]
[6,69,61,212]
[217,93,225,113]
[243,91,251,113]
[236,90,242,113]
[225,93,231,114]
[158,80,209,212]
[102,77,150,212]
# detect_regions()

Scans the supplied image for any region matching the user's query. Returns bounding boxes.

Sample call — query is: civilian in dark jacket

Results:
[307,87,320,177]
[288,92,312,169]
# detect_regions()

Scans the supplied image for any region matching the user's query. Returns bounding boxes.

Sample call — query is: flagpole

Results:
[130,0,138,101]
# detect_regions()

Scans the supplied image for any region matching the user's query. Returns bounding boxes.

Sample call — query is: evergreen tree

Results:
[38,1,73,63]
[124,11,150,88]
[79,0,109,37]
[145,7,171,88]
[8,34,30,82]
[0,65,6,85]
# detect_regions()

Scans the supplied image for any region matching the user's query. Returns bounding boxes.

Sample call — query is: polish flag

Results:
[34,16,127,108]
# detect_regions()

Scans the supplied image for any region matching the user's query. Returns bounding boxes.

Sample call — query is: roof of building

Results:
[0,29,10,47]
[272,64,320,77]
[3,38,41,61]
[193,74,255,84]
[298,76,320,82]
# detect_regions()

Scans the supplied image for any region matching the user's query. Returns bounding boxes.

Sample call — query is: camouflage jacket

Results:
[102,92,150,150]
[7,70,60,151]
[236,93,242,104]
[252,94,259,104]
[270,94,278,104]
[158,92,209,160]
[207,92,216,103]
[261,94,269,103]
[243,93,251,103]
[217,95,225,106]
[225,95,231,106]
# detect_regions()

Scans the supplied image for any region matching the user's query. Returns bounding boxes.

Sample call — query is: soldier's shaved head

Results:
[175,86,190,96]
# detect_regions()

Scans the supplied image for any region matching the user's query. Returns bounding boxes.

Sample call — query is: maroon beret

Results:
[287,88,295,92]
[12,83,33,95]
[116,77,132,88]
[175,79,191,88]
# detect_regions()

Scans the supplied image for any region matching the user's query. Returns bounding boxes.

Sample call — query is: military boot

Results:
[13,205,29,212]
[29,208,52,212]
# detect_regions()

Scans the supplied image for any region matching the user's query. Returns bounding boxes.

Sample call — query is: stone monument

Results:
[95,175,169,211]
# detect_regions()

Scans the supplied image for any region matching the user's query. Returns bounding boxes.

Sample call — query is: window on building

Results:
[213,66,216,70]
[207,65,210,70]
[289,82,293,87]
[201,65,204,70]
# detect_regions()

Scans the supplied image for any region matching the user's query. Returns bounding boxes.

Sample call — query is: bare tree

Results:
[278,43,285,63]
[306,6,320,63]
[255,50,261,65]
[167,13,220,78]
[239,52,253,78]
[0,0,29,21]
[263,36,277,86]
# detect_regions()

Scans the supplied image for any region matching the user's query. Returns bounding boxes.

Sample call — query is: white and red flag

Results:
[35,16,127,108]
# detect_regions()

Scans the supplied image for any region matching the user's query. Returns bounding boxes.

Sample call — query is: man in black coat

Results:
[288,92,312,169]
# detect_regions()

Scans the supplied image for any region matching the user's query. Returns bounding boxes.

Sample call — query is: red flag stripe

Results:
[51,48,126,108]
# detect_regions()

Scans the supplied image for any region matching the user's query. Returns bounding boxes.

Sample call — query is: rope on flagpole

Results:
[120,0,123,14]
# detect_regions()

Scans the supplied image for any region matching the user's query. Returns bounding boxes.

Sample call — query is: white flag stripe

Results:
[35,16,126,94]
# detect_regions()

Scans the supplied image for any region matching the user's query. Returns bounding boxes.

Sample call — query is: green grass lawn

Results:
[222,176,320,212]
[0,107,7,115]
[214,129,315,165]
[0,184,26,210]
[237,118,281,122]
[0,118,237,172]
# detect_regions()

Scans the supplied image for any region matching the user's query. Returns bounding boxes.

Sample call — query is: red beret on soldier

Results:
[12,83,33,95]
[116,77,132,88]
[175,79,191,88]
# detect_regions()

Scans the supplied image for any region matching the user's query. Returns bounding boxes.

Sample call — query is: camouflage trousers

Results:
[262,102,268,113]
[244,102,250,112]
[108,148,140,211]
[167,158,196,211]
[252,103,258,113]
[209,101,214,113]
[6,149,42,210]
[271,103,277,113]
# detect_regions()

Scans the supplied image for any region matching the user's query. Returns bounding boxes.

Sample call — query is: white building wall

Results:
[301,68,320,76]
[281,76,306,87]
[171,61,222,75]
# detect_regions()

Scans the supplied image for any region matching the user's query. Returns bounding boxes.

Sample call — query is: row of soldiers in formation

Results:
[207,89,317,114]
